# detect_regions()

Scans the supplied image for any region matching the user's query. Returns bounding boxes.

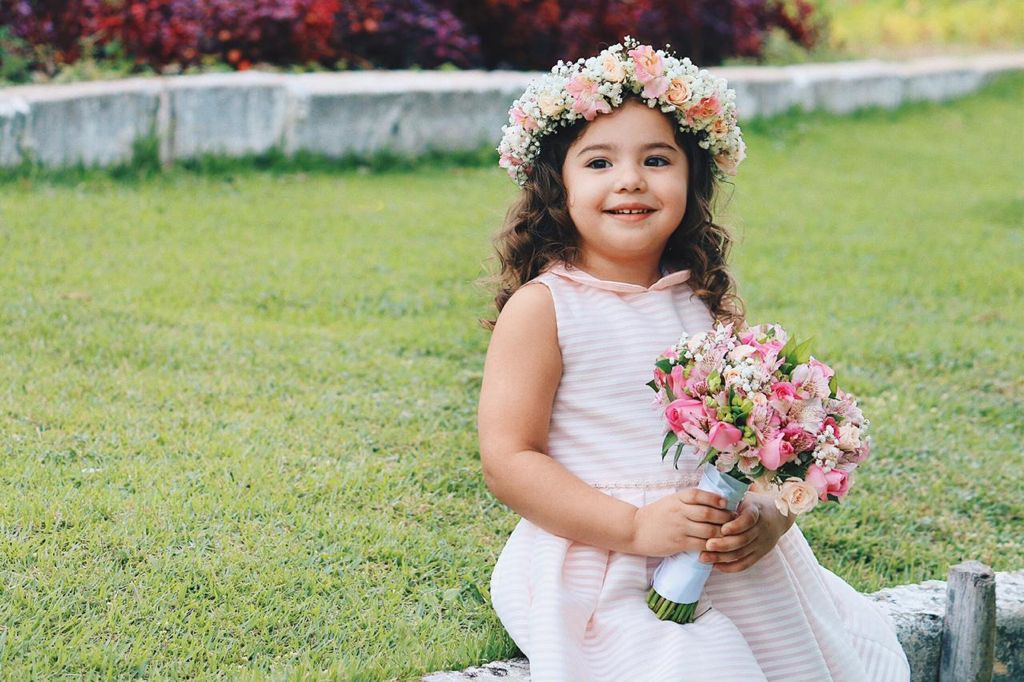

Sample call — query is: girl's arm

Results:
[478,283,731,556]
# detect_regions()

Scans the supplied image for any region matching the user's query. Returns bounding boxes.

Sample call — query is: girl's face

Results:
[561,100,689,275]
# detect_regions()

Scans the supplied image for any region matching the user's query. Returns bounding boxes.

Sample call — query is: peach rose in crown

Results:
[666,77,692,107]
[710,117,730,138]
[774,478,819,516]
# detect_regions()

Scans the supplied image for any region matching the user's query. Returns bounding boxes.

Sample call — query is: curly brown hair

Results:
[481,95,746,330]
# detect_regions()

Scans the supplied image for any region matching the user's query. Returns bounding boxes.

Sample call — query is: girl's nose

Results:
[614,163,646,192]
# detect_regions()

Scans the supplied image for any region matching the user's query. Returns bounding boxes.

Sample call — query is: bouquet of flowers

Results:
[645,322,871,623]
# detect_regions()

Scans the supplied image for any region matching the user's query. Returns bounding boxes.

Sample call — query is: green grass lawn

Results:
[1,73,1022,679]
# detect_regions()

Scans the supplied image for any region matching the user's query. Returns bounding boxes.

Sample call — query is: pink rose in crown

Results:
[511,105,540,131]
[805,464,851,500]
[627,45,669,98]
[566,76,612,120]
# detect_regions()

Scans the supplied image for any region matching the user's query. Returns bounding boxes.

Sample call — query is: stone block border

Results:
[0,52,1022,170]
[421,570,1024,682]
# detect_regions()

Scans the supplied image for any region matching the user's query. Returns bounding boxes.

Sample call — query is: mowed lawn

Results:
[0,73,1021,679]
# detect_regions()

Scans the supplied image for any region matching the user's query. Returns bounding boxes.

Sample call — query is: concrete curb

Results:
[0,52,1022,170]
[420,570,1024,682]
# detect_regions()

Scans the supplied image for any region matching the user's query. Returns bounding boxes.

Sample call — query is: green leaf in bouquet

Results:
[793,337,814,365]
[661,430,678,459]
[655,358,674,374]
[700,448,718,467]
[827,494,840,503]
[778,335,796,359]
[672,442,685,468]
[646,379,659,392]
[828,374,838,399]
[665,385,676,402]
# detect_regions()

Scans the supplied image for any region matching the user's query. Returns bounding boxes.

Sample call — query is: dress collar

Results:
[543,261,691,293]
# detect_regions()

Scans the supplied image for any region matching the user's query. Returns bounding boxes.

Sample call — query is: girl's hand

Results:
[631,489,736,557]
[699,492,796,572]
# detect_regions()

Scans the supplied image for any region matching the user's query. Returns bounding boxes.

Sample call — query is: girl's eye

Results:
[585,157,669,169]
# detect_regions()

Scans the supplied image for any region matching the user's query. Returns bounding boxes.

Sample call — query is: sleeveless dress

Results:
[489,262,911,682]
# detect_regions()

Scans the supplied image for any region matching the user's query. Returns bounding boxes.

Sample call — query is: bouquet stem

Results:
[646,587,698,623]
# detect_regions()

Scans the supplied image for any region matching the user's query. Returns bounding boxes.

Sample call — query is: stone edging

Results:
[420,570,1024,682]
[0,52,1022,170]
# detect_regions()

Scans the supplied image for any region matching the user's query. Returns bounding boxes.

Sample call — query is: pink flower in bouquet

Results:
[790,398,827,432]
[792,361,832,400]
[820,416,840,440]
[805,464,851,501]
[841,439,871,466]
[665,397,704,436]
[708,421,743,451]
[758,432,795,470]
[669,365,687,396]
[782,423,817,454]
[770,381,797,401]
[740,329,787,367]
[566,76,612,120]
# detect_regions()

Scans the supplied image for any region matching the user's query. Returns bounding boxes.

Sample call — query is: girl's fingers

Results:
[685,521,725,540]
[701,543,757,564]
[681,504,734,526]
[721,504,760,535]
[707,546,759,571]
[706,528,758,553]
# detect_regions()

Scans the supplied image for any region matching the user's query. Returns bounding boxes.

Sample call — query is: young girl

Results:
[477,38,911,681]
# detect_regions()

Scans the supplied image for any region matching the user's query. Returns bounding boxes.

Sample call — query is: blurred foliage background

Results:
[1,0,1021,86]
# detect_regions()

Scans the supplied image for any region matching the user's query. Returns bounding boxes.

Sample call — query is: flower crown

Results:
[497,36,746,187]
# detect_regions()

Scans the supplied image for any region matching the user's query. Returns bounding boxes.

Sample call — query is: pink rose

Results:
[708,421,743,451]
[771,381,797,401]
[757,432,795,470]
[511,105,540,131]
[665,397,704,435]
[805,464,851,501]
[566,76,612,121]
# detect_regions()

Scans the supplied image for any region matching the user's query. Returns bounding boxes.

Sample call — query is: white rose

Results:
[601,53,626,82]
[774,479,819,516]
[537,92,564,117]
[838,423,861,450]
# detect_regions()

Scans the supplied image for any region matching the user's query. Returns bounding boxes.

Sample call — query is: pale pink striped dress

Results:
[489,262,910,681]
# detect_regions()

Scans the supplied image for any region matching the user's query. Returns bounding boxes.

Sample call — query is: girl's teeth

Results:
[610,209,652,214]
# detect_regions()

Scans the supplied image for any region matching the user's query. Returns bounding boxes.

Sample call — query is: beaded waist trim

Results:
[588,474,702,490]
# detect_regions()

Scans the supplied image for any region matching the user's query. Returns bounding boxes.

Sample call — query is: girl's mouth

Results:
[605,209,657,221]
